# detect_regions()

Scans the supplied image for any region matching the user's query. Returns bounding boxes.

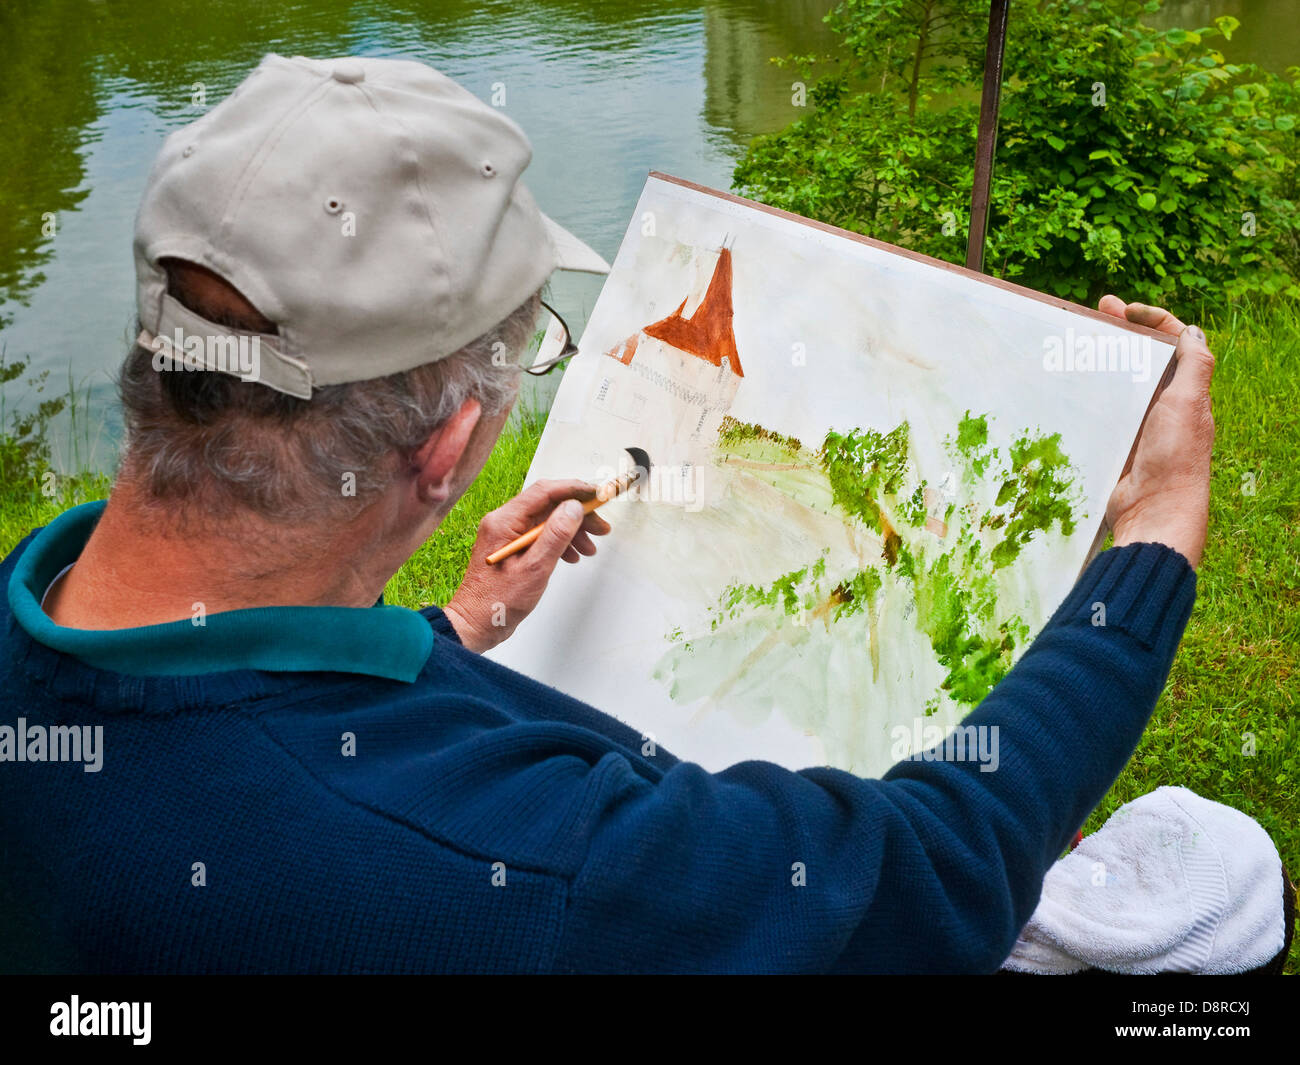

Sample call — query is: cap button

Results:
[331,63,365,84]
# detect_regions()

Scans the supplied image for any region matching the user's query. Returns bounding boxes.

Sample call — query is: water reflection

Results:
[0,0,1293,461]
[0,0,840,454]
[1155,0,1300,74]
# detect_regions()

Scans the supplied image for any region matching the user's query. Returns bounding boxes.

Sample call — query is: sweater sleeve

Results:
[551,543,1196,973]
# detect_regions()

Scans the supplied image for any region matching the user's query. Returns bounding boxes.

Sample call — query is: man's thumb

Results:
[531,499,585,564]
[1169,324,1215,400]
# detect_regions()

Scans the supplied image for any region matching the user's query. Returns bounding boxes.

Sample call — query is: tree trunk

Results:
[909,1,933,121]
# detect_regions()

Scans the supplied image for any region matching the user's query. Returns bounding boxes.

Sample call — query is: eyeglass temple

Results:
[528,299,579,375]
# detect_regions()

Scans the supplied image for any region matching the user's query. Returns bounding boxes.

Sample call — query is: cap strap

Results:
[141,293,314,399]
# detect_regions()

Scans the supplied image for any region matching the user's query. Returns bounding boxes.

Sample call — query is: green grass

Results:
[2,303,1297,971]
[0,470,112,554]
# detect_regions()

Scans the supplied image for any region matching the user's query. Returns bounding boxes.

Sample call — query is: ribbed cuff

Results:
[1050,543,1197,651]
[421,604,464,646]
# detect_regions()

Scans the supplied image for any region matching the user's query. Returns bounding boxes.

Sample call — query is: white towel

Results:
[1002,786,1286,974]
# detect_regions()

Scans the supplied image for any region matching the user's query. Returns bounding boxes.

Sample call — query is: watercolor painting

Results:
[488,173,1176,776]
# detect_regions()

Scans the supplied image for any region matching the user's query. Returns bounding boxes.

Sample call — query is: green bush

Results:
[734,0,1300,317]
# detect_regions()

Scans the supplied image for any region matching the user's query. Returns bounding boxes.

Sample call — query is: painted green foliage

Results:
[683,411,1082,711]
[823,423,909,534]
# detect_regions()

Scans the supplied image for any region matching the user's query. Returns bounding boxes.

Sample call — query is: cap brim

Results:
[541,212,611,274]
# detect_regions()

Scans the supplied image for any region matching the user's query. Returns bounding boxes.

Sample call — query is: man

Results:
[0,55,1213,974]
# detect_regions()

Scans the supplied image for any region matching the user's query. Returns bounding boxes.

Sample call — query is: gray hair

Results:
[118,290,542,521]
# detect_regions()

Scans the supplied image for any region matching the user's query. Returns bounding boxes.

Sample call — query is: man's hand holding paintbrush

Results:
[443,479,612,652]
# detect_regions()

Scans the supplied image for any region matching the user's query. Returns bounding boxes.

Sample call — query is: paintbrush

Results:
[485,446,651,565]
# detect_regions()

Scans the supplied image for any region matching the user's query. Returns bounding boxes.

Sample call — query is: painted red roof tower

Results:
[611,247,743,377]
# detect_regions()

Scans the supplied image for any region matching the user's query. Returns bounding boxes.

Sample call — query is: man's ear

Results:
[413,397,482,506]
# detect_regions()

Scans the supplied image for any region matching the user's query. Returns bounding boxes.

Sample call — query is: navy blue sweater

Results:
[0,514,1195,973]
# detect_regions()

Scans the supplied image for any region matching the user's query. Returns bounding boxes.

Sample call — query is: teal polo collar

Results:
[7,501,434,682]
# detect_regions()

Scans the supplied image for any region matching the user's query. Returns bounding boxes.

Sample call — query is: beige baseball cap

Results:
[133,53,610,398]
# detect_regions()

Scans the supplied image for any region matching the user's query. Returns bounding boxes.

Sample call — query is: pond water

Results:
[0,0,1293,469]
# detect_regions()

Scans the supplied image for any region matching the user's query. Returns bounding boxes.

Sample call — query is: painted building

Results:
[596,246,744,450]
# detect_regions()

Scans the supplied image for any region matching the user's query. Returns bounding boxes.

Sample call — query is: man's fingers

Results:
[510,478,598,517]
[526,498,585,570]
[480,479,598,546]
[582,511,611,536]
[1123,301,1185,336]
[1098,295,1185,336]
[570,530,598,556]
[1098,293,1128,319]
[530,504,602,566]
